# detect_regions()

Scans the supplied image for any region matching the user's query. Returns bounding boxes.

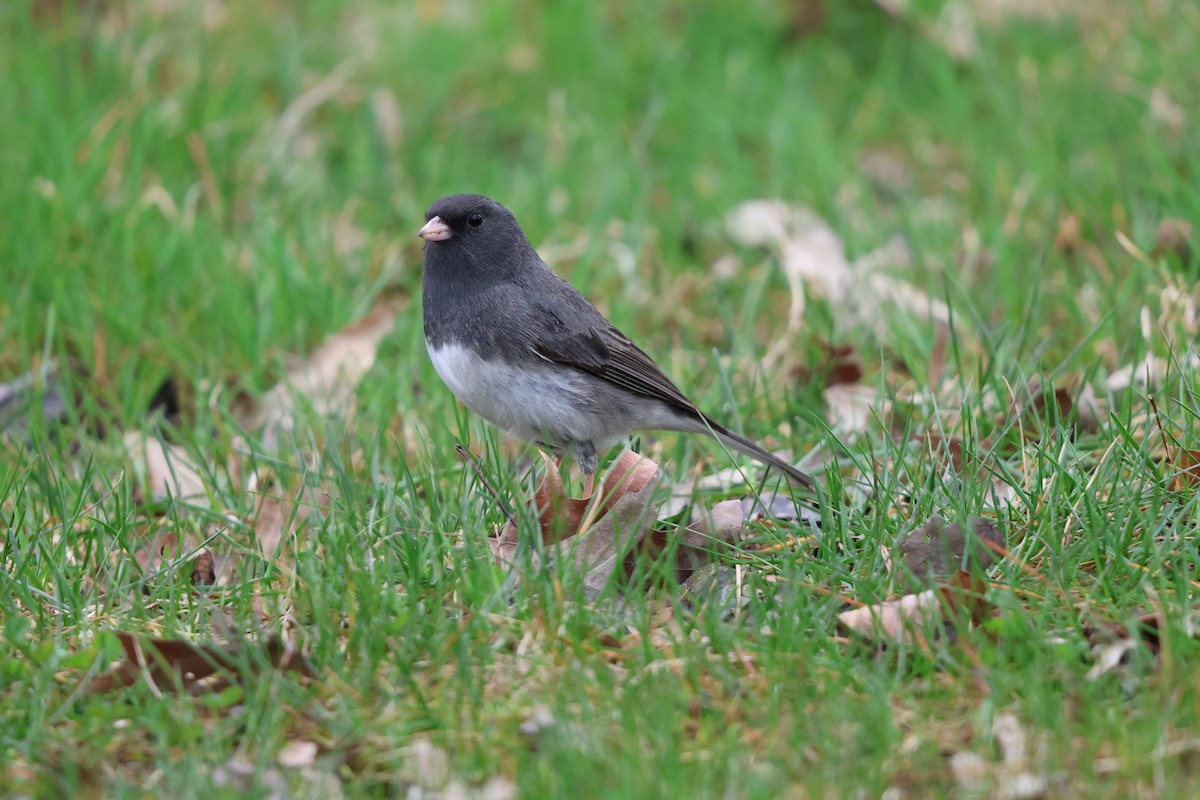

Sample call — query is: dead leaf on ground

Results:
[1053,212,1082,254]
[913,432,969,473]
[125,430,211,502]
[725,200,945,362]
[889,516,1004,591]
[491,450,658,564]
[949,711,1051,798]
[1149,85,1186,133]
[86,631,315,695]
[491,451,664,596]
[825,382,886,436]
[1169,448,1200,491]
[630,498,746,585]
[795,340,864,387]
[1086,609,1199,682]
[248,293,404,449]
[561,458,664,601]
[249,472,318,567]
[131,531,234,587]
[1105,353,1200,392]
[927,324,949,392]
[277,739,320,768]
[1015,377,1103,438]
[838,570,991,646]
[1153,218,1194,262]
[739,491,813,525]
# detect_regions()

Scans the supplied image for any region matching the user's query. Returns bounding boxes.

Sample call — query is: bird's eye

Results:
[467,212,483,227]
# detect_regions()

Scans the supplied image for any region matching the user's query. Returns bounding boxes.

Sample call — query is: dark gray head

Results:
[417,194,538,277]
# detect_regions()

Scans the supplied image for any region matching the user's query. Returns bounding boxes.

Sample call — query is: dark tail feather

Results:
[705,420,817,493]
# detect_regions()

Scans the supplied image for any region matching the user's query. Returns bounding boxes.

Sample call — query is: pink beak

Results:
[417,216,452,242]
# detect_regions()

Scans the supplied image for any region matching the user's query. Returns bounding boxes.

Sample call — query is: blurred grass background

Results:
[3,0,1200,797]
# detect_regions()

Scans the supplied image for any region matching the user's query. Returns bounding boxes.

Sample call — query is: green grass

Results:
[3,0,1200,796]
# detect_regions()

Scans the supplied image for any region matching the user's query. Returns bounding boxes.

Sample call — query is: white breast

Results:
[428,341,600,449]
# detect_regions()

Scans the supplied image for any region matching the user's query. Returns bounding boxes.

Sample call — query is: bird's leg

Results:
[576,441,598,500]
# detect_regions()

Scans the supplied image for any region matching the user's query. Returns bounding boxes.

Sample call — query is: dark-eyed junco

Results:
[418,194,816,495]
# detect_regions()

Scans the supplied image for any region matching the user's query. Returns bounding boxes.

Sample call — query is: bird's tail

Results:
[703,418,817,493]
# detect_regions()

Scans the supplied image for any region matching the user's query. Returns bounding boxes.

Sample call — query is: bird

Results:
[418,193,817,498]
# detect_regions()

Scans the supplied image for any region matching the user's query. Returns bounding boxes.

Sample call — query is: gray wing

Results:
[527,289,714,425]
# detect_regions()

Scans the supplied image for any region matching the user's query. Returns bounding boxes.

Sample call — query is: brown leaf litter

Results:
[86,631,315,696]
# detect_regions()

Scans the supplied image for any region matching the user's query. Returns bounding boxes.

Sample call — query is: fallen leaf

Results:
[491,451,664,593]
[795,340,863,387]
[249,294,403,449]
[565,458,664,601]
[277,739,319,768]
[914,432,968,473]
[396,739,450,791]
[630,498,747,585]
[1086,637,1138,682]
[838,570,990,645]
[825,382,884,435]
[1149,85,1186,132]
[212,758,288,796]
[927,324,948,391]
[1105,353,1200,391]
[837,589,944,645]
[891,517,1004,591]
[1152,218,1194,261]
[87,632,315,695]
[739,491,813,524]
[1172,448,1200,490]
[125,430,209,501]
[1053,212,1081,254]
[132,530,235,587]
[725,201,944,358]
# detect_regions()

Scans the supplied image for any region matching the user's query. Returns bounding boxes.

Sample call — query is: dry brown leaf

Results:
[891,517,1004,591]
[125,430,208,501]
[1153,218,1194,261]
[630,498,747,585]
[249,473,317,565]
[250,294,403,448]
[914,432,968,473]
[817,340,864,387]
[491,450,662,571]
[530,451,589,545]
[1085,609,1192,682]
[565,457,664,600]
[1086,636,1138,682]
[825,382,885,436]
[837,589,943,645]
[949,712,1049,798]
[1105,353,1200,391]
[938,569,992,628]
[1017,377,1102,438]
[1053,212,1081,254]
[927,324,948,391]
[725,200,943,354]
[86,632,314,695]
[838,570,990,644]
[133,531,234,587]
[690,498,747,544]
[277,739,320,768]
[1171,448,1200,491]
[1149,85,1186,132]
